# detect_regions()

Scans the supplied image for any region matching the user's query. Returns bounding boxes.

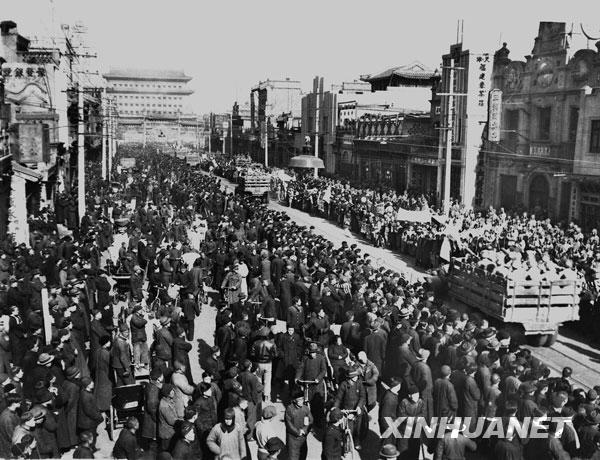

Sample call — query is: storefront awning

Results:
[12,161,42,182]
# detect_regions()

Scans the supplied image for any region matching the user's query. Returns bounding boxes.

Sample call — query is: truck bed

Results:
[447,259,580,334]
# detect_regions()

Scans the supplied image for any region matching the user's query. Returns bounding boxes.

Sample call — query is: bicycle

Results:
[340,409,358,460]
[296,379,318,407]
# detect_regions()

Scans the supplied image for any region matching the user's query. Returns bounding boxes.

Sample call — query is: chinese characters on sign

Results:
[475,53,491,108]
[488,89,502,142]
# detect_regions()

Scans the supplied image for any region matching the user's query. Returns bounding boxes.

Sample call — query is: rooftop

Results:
[363,61,439,82]
[103,67,192,82]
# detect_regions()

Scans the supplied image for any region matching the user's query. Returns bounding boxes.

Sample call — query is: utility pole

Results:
[443,60,455,215]
[230,112,233,156]
[264,116,269,167]
[177,111,181,148]
[107,98,113,179]
[142,109,147,149]
[437,59,466,215]
[77,83,85,223]
[314,77,323,178]
[208,113,212,154]
[101,87,107,180]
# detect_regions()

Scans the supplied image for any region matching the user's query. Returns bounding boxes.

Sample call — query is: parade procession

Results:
[3,1,600,460]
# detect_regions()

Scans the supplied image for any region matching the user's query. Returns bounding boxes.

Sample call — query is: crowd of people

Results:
[0,149,598,460]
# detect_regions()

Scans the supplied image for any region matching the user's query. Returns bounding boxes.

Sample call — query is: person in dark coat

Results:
[95,272,112,309]
[215,319,235,365]
[141,368,163,444]
[72,431,94,459]
[31,400,59,458]
[285,391,313,460]
[77,376,103,448]
[379,377,401,446]
[94,336,112,414]
[334,368,367,450]
[23,352,54,399]
[322,407,344,460]
[89,310,110,371]
[193,381,218,460]
[113,416,141,460]
[398,385,425,459]
[130,305,149,371]
[111,324,134,386]
[173,328,194,385]
[0,395,21,458]
[275,325,302,398]
[411,349,434,422]
[433,365,458,418]
[363,324,387,376]
[180,293,200,341]
[56,366,81,451]
[172,421,196,460]
[460,363,481,430]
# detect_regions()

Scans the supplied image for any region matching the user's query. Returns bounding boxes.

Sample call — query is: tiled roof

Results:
[103,68,192,81]
[364,61,439,81]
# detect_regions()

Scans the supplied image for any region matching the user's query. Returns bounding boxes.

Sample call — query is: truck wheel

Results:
[528,334,548,347]
[544,332,558,347]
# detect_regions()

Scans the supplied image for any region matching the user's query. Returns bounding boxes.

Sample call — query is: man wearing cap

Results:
[295,342,327,427]
[11,411,36,446]
[77,376,103,449]
[158,383,178,452]
[517,382,542,420]
[285,391,313,460]
[111,324,135,386]
[433,365,458,419]
[23,353,54,399]
[56,366,81,451]
[255,405,279,460]
[334,368,367,450]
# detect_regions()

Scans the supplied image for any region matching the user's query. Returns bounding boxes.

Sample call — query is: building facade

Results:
[329,62,440,193]
[247,78,303,166]
[480,22,597,222]
[103,68,201,146]
[437,43,493,209]
[0,20,70,242]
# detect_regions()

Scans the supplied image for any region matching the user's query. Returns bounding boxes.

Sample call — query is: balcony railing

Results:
[490,139,575,161]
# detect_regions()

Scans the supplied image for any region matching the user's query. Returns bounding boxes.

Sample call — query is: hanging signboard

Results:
[16,123,49,163]
[488,89,502,142]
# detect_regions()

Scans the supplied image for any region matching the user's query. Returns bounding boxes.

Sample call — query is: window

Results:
[591,120,600,153]
[569,107,579,142]
[537,106,551,141]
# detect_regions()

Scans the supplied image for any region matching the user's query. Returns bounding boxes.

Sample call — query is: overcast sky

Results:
[3,0,599,113]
